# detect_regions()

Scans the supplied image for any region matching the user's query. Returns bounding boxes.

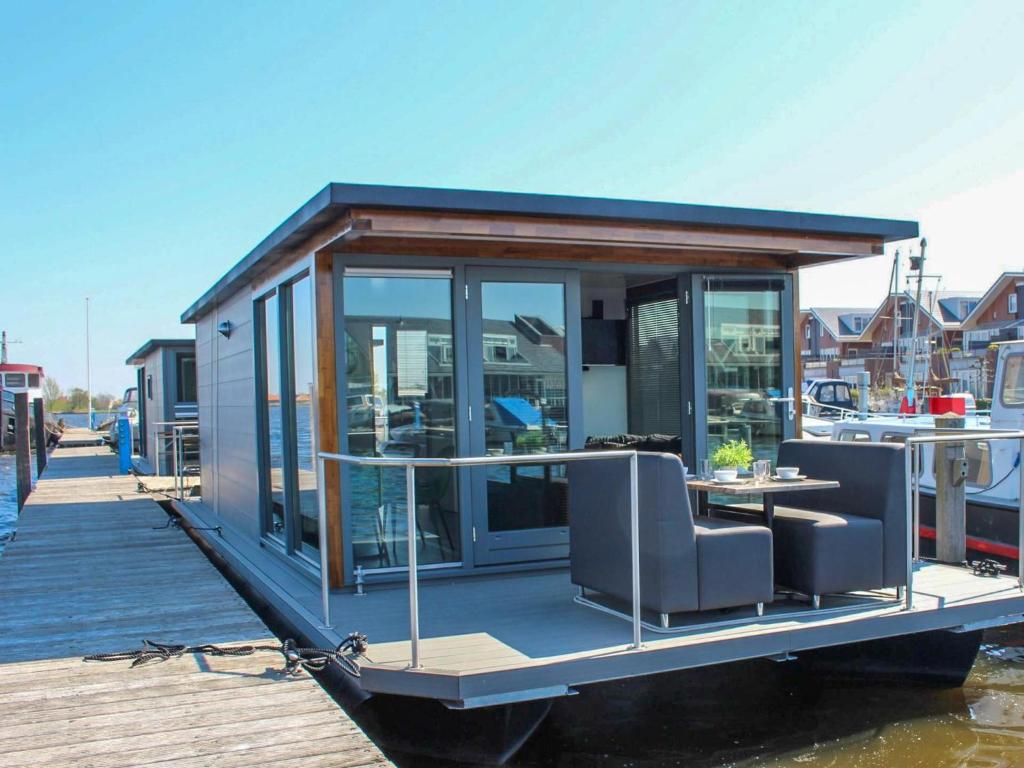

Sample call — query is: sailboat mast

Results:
[891,249,900,374]
[905,238,928,409]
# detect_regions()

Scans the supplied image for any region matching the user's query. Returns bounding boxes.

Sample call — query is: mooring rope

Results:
[84,633,368,677]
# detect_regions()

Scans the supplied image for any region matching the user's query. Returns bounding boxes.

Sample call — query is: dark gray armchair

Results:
[769,440,907,605]
[569,453,773,626]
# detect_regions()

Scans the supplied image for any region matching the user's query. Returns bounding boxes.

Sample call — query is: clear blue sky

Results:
[3,1,1022,393]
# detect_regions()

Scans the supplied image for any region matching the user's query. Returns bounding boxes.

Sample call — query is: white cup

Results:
[713,468,738,483]
[777,466,800,480]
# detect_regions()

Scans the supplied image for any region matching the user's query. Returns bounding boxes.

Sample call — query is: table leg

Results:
[763,494,774,529]
[697,490,708,517]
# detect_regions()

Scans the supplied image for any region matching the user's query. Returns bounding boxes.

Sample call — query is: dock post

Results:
[15,393,31,510]
[32,397,46,476]
[934,441,967,563]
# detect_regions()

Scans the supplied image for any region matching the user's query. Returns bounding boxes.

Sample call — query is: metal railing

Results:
[318,449,642,668]
[904,430,1024,609]
[152,421,200,500]
[316,436,1024,669]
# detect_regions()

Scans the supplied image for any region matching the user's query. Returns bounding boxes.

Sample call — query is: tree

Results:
[66,387,89,411]
[42,377,62,408]
[91,392,119,411]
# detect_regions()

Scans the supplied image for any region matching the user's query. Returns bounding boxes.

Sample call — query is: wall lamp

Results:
[218,321,232,338]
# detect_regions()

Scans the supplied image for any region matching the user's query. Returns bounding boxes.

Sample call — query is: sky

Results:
[2,1,1023,393]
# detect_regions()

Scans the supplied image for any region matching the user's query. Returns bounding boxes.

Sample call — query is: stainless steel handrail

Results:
[153,421,200,500]
[903,430,1024,608]
[318,449,643,667]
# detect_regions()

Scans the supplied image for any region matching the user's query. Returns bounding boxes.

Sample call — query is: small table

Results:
[688,477,840,528]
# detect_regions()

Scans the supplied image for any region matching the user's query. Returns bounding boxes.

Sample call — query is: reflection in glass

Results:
[343,275,460,569]
[480,282,568,534]
[704,287,784,464]
[289,276,319,558]
[260,291,286,540]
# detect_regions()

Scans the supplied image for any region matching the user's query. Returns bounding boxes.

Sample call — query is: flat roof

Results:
[181,182,920,323]
[126,338,195,365]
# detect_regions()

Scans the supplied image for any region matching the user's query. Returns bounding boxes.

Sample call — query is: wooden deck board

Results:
[175,487,1024,707]
[0,446,391,767]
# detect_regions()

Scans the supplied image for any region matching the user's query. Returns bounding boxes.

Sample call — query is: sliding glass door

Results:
[341,270,461,571]
[694,276,795,466]
[466,268,581,565]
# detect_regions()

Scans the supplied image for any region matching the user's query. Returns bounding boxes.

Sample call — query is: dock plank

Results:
[0,446,391,768]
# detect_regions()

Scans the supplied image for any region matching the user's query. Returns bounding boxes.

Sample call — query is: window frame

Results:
[999,352,1024,409]
[175,353,197,404]
[253,269,321,571]
[1010,293,1018,315]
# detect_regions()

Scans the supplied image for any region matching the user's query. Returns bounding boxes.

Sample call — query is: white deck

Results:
[177,499,1024,708]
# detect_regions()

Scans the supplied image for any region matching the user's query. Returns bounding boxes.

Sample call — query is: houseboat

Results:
[124,339,198,476]
[174,184,1024,761]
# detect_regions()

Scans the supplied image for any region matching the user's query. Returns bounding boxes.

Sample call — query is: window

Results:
[176,355,197,403]
[255,274,321,563]
[805,324,811,339]
[343,272,460,569]
[1010,293,1018,315]
[137,368,147,458]
[820,324,826,338]
[4,373,25,387]
[817,384,836,403]
[28,374,40,388]
[853,317,864,332]
[146,375,153,399]
[835,384,851,403]
[837,429,872,442]
[256,290,285,541]
[1001,354,1024,406]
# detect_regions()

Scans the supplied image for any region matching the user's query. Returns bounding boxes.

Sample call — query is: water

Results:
[393,624,1024,767]
[50,411,117,429]
[0,454,19,550]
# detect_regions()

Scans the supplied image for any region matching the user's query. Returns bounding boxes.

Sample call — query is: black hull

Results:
[329,629,983,765]
[918,492,1019,561]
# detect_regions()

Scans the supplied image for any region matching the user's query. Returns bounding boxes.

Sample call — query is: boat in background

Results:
[831,339,1024,560]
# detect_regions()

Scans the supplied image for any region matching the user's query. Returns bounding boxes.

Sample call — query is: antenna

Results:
[0,330,24,365]
[86,298,93,430]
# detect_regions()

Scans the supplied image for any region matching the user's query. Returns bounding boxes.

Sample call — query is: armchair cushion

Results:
[694,518,774,610]
[771,506,884,596]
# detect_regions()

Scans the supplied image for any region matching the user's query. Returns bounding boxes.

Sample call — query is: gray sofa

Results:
[568,453,773,625]
[768,440,908,605]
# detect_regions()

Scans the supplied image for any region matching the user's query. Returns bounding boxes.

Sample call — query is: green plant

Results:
[711,440,753,471]
[514,430,548,451]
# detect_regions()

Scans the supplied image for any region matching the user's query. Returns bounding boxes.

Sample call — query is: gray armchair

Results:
[569,453,773,625]
[769,440,907,605]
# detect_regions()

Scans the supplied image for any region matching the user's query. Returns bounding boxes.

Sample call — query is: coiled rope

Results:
[84,633,368,678]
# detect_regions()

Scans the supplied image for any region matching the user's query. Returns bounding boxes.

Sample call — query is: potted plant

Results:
[710,440,753,482]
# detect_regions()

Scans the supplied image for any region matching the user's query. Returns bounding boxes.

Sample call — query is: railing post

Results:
[406,463,421,668]
[1019,437,1024,591]
[317,455,332,627]
[909,442,917,610]
[629,451,642,649]
[912,445,920,561]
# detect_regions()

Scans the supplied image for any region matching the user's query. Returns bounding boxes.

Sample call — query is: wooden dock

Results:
[56,425,106,447]
[0,445,392,768]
